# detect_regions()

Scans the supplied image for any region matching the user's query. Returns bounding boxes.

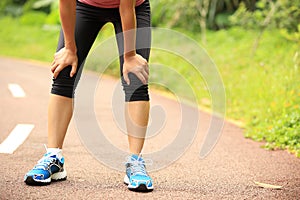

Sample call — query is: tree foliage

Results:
[230,0,300,32]
[151,0,300,34]
[0,0,53,16]
[151,0,257,31]
[1,0,299,33]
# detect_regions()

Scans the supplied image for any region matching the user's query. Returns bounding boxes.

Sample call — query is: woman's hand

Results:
[123,54,149,85]
[51,47,78,79]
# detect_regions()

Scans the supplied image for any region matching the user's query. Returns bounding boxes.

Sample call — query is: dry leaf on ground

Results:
[254,181,283,189]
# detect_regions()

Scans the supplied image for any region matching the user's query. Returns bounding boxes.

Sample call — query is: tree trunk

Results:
[252,0,280,55]
[196,0,210,45]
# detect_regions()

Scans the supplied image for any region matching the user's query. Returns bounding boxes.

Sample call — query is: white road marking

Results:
[8,83,26,98]
[0,124,34,154]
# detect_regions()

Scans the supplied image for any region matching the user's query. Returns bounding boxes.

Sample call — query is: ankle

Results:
[46,147,63,158]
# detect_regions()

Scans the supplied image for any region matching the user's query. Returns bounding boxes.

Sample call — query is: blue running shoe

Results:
[124,154,153,192]
[24,151,67,185]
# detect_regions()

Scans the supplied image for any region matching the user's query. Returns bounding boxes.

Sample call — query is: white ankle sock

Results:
[47,148,63,158]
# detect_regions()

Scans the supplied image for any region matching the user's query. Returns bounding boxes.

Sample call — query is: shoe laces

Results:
[34,144,56,170]
[34,154,56,170]
[125,155,153,176]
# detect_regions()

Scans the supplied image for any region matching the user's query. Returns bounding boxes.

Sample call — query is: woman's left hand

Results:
[123,54,149,85]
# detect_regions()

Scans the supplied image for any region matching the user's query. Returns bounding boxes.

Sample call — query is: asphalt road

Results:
[0,57,299,199]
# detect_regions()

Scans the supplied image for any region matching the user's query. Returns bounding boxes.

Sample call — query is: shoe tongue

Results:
[131,154,143,161]
[43,150,59,159]
[50,154,57,158]
[43,152,56,158]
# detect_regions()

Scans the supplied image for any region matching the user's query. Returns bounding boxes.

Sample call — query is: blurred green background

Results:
[0,0,299,157]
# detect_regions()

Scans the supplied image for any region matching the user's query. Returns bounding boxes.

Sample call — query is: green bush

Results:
[0,0,11,14]
[150,0,170,27]
[22,0,37,12]
[150,0,252,31]
[0,0,27,17]
[24,0,53,13]
[19,11,47,26]
[230,0,300,32]
[45,0,59,25]
[247,106,300,157]
[1,4,23,17]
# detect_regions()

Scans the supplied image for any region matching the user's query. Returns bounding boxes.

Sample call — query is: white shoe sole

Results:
[51,170,67,181]
[25,170,67,185]
[124,175,130,185]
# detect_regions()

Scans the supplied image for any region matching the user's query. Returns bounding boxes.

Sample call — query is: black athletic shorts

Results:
[51,0,151,101]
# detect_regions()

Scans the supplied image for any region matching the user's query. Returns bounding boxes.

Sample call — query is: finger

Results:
[138,65,149,80]
[51,63,59,73]
[141,57,148,65]
[141,70,149,83]
[136,73,146,85]
[70,62,78,77]
[144,63,149,75]
[140,59,149,74]
[53,65,63,79]
[123,71,130,85]
[143,59,148,66]
[51,60,56,67]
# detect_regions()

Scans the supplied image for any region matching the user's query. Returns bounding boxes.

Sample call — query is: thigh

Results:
[113,0,151,74]
[112,0,151,101]
[55,1,105,79]
[52,1,106,97]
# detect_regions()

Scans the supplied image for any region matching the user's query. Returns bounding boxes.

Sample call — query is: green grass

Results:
[0,17,58,61]
[204,28,300,157]
[0,16,299,157]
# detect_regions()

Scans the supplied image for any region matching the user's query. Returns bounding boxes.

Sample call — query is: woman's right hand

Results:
[51,47,78,79]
